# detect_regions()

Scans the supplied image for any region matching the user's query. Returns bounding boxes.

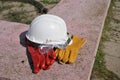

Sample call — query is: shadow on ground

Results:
[19,31,34,73]
[0,0,48,14]
[0,0,57,24]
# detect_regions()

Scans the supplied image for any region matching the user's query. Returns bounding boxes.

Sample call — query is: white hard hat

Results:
[26,14,68,46]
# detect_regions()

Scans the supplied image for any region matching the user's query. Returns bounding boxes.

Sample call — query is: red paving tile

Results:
[0,0,110,80]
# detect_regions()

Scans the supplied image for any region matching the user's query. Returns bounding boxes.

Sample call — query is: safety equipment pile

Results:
[25,14,86,73]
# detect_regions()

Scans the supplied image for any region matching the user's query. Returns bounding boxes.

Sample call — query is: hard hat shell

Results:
[26,14,68,45]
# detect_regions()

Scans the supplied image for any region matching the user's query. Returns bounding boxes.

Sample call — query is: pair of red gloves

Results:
[26,39,56,73]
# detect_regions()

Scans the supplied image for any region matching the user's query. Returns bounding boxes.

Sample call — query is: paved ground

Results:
[0,0,110,80]
[103,1,120,78]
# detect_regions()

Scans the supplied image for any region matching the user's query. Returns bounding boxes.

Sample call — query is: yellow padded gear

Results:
[55,35,86,64]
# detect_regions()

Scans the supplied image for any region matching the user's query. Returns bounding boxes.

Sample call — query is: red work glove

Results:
[28,46,56,72]
[26,38,56,73]
[27,45,45,73]
[42,49,56,70]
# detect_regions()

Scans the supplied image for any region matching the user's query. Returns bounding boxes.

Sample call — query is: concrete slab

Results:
[105,55,120,78]
[0,0,111,80]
